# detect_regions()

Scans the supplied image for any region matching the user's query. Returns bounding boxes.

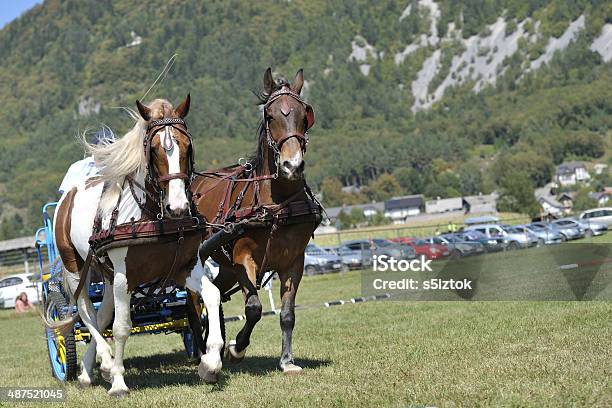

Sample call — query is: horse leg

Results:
[227,256,262,362]
[186,257,223,383]
[63,269,114,385]
[107,248,131,397]
[78,281,114,386]
[278,256,304,374]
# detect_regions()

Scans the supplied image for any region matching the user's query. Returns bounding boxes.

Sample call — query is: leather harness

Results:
[72,117,205,302]
[194,87,323,297]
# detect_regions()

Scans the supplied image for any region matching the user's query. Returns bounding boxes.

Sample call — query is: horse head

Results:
[262,68,315,181]
[136,95,193,217]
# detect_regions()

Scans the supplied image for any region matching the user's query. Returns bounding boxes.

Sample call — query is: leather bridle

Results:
[128,117,196,219]
[263,86,315,177]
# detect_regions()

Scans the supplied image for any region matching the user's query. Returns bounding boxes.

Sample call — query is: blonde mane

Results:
[83,99,175,215]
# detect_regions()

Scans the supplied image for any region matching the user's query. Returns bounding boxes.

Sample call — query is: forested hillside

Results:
[0,0,611,238]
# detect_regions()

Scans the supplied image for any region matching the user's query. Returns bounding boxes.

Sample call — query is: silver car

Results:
[464,224,530,250]
[549,219,585,240]
[304,244,344,275]
[522,224,563,245]
[321,245,368,270]
[554,218,607,238]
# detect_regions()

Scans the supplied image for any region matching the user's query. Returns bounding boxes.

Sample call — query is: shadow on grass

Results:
[123,351,331,390]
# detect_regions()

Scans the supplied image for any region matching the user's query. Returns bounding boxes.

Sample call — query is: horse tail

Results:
[39,300,80,334]
[39,272,80,334]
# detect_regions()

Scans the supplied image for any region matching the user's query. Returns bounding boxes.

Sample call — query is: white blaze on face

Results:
[164,129,189,213]
[279,139,304,178]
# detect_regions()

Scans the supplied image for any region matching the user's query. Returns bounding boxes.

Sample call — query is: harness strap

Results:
[158,172,189,182]
[71,248,95,301]
[126,176,158,218]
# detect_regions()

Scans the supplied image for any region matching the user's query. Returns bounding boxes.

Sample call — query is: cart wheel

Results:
[45,291,78,382]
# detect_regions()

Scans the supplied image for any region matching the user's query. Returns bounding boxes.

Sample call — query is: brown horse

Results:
[189,68,320,374]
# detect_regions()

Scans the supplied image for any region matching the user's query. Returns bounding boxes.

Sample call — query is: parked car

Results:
[337,241,374,269]
[517,224,563,245]
[553,217,607,238]
[504,225,540,247]
[390,237,450,260]
[0,273,42,309]
[424,235,485,258]
[455,230,505,252]
[546,220,584,240]
[579,207,612,227]
[464,224,530,250]
[304,243,344,275]
[342,239,416,262]
[530,221,578,241]
[322,245,372,270]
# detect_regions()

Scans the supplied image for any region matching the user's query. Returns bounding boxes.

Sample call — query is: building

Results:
[384,195,424,223]
[558,192,575,210]
[555,162,590,186]
[589,189,611,206]
[425,197,464,214]
[463,193,498,214]
[324,202,385,224]
[537,196,565,217]
[0,235,42,277]
[593,163,608,175]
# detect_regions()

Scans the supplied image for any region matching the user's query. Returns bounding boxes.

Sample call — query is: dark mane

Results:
[249,77,290,172]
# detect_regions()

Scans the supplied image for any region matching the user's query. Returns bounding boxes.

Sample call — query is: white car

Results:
[0,273,42,309]
[579,208,612,227]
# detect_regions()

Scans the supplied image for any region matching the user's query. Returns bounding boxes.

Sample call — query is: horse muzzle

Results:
[280,159,305,180]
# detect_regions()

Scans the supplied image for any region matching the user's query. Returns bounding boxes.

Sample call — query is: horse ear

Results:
[305,104,315,130]
[175,93,190,118]
[263,67,274,94]
[136,100,151,121]
[291,69,304,94]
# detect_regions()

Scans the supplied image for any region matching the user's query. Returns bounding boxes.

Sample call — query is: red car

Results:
[390,237,450,260]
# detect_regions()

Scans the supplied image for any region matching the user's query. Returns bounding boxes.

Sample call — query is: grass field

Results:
[1,246,611,408]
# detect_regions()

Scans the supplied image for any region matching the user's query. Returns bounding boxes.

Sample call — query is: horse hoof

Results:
[77,375,92,388]
[224,340,246,363]
[200,370,218,384]
[108,387,130,398]
[281,363,303,375]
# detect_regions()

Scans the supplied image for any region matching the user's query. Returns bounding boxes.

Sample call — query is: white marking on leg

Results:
[187,258,223,382]
[107,248,131,397]
[64,269,113,381]
[79,282,115,386]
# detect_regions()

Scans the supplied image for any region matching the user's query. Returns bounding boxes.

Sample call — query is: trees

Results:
[364,173,401,202]
[320,178,345,207]
[572,187,598,212]
[497,172,541,217]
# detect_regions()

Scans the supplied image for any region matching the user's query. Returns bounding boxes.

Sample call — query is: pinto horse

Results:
[44,96,224,396]
[189,68,319,374]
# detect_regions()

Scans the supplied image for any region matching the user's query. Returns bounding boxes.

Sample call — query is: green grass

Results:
[0,254,610,407]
